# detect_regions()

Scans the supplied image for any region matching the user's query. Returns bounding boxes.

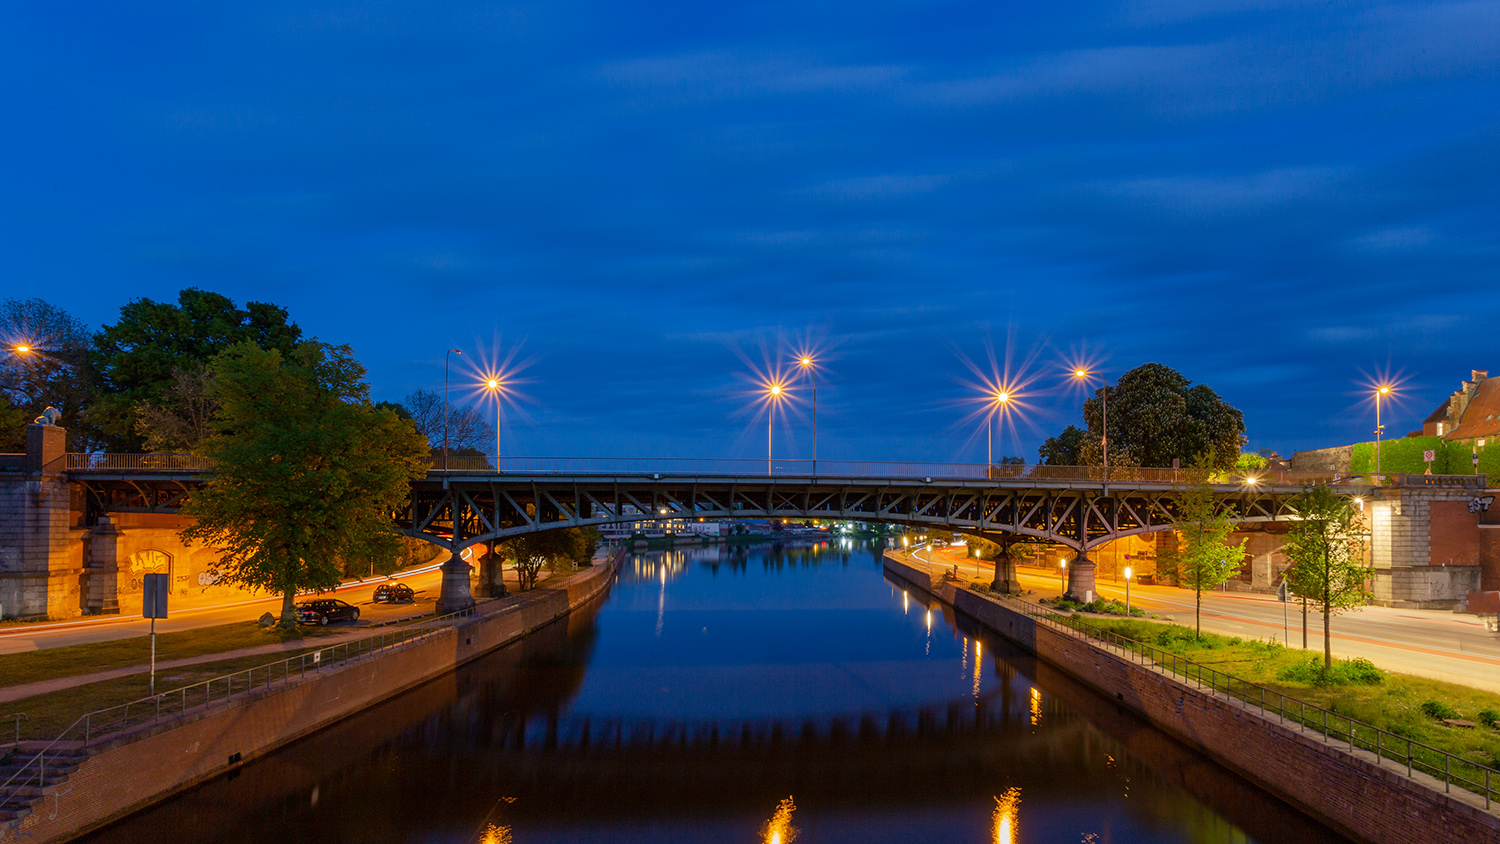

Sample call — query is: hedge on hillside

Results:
[1350,437,1500,476]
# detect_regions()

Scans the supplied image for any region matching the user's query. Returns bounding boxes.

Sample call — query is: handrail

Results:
[62,452,1389,488]
[985,591,1497,810]
[1,712,24,748]
[0,606,478,798]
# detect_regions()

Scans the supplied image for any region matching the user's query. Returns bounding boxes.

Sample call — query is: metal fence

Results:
[65,452,1369,487]
[0,607,477,796]
[990,593,1498,809]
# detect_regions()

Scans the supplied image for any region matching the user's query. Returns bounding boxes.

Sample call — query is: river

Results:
[82,538,1349,843]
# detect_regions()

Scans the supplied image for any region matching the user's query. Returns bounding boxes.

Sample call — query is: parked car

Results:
[296,599,360,625]
[373,582,415,604]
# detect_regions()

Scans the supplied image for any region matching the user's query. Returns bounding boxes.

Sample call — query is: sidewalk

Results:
[900,546,1500,694]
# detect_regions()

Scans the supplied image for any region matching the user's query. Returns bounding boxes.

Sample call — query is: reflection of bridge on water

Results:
[466,685,1045,755]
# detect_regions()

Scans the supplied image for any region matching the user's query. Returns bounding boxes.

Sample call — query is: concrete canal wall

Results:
[1,552,621,844]
[883,553,1500,844]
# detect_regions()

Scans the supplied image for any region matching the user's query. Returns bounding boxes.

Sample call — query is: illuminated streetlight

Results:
[1123,565,1133,616]
[1374,384,1393,474]
[988,391,1010,470]
[1073,368,1110,482]
[766,382,786,476]
[14,345,30,354]
[798,356,818,476]
[1059,559,1067,594]
[483,377,503,471]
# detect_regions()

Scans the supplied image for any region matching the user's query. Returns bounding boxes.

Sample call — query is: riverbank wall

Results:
[0,552,622,844]
[883,552,1500,844]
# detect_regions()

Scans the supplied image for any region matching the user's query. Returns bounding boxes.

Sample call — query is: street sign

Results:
[1423,449,1435,463]
[142,573,169,619]
[1276,580,1288,602]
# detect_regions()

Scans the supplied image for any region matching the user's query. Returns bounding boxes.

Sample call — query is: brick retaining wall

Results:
[883,552,1500,844]
[1,554,620,844]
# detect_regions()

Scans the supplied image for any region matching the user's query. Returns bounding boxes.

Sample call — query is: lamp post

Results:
[988,391,1009,473]
[799,356,818,475]
[1374,385,1391,474]
[767,382,784,475]
[1074,369,1109,481]
[485,378,502,472]
[443,349,461,470]
[1059,559,1067,594]
[1123,565,1132,616]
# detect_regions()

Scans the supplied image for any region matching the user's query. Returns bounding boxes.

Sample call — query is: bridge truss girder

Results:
[395,477,1310,552]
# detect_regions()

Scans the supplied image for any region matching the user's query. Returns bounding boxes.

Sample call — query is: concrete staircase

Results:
[0,742,91,825]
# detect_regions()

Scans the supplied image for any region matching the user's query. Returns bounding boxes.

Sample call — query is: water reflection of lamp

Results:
[761,796,797,844]
[992,787,1021,844]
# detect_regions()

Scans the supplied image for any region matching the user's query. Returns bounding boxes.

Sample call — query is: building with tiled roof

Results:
[1422,369,1500,444]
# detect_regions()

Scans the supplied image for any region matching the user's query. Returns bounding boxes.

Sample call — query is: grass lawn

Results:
[0,621,351,689]
[1077,615,1500,773]
[2,647,333,742]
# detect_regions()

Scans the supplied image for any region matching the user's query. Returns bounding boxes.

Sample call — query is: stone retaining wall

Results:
[1,553,621,844]
[883,553,1500,844]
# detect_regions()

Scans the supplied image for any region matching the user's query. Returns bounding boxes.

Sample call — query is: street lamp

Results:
[1074,369,1109,481]
[799,356,818,475]
[484,377,502,472]
[767,382,785,475]
[443,349,461,471]
[988,391,1010,470]
[13,344,30,354]
[1059,559,1067,594]
[1124,565,1133,616]
[1374,385,1392,474]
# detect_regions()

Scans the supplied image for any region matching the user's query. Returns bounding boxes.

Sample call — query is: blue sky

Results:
[4,1,1497,461]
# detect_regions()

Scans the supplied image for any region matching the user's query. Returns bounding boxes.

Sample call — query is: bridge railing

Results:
[0,606,478,799]
[62,452,1373,487]
[989,592,1498,809]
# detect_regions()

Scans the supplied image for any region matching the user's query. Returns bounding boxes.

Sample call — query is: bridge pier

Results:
[436,550,475,614]
[988,539,1022,595]
[1065,553,1097,603]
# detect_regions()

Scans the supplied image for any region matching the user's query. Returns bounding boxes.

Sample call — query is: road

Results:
[908,546,1500,694]
[0,552,472,654]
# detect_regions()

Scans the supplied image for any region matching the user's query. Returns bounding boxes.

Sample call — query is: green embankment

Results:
[1350,436,1500,475]
[1080,616,1500,769]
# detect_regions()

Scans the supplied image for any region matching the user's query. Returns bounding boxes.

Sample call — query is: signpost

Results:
[142,573,169,696]
[1423,449,1435,475]
[1277,579,1289,646]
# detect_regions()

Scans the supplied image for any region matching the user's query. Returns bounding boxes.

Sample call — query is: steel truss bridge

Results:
[63,454,1363,554]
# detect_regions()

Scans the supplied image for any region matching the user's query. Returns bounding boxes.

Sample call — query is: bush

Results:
[1420,700,1460,721]
[1277,657,1385,687]
[1478,708,1499,729]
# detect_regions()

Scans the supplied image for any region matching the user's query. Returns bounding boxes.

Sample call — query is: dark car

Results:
[296,599,360,625]
[373,582,415,604]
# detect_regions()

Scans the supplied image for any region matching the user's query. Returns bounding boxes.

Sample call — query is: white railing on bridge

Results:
[62,452,1375,487]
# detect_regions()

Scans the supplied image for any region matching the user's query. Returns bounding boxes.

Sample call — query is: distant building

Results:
[1423,369,1500,445]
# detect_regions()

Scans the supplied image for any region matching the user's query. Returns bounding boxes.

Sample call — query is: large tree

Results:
[1,298,99,447]
[1038,425,1086,465]
[1284,486,1369,670]
[93,289,301,449]
[1055,363,1246,470]
[181,340,428,628]
[401,388,494,456]
[1172,454,1249,637]
[502,527,597,591]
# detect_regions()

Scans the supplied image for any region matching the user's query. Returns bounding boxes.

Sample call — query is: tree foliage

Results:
[1173,453,1249,636]
[181,341,428,627]
[401,388,495,456]
[1284,486,1369,669]
[1,298,97,446]
[1038,425,1086,465]
[502,527,599,591]
[133,363,217,452]
[1050,363,1246,470]
[93,289,301,449]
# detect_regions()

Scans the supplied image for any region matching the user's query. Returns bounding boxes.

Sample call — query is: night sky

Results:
[4,1,1497,462]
